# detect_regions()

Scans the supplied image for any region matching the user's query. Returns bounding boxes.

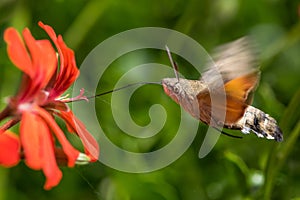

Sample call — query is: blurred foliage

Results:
[0,0,300,200]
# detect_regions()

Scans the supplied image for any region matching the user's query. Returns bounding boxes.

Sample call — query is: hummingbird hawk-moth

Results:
[162,37,283,142]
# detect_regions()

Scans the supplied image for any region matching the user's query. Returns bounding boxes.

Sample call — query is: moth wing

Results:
[200,37,260,93]
[224,71,260,104]
[197,72,260,125]
[197,90,247,126]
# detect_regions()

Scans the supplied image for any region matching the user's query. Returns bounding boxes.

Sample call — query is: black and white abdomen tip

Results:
[237,106,283,142]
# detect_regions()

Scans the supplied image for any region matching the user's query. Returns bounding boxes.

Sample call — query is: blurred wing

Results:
[200,37,260,92]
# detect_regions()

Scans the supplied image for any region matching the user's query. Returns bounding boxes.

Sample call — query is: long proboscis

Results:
[71,81,161,102]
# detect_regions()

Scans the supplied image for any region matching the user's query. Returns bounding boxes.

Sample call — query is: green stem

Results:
[263,121,300,200]
[263,89,300,199]
[0,167,9,200]
[224,151,250,177]
[64,0,111,50]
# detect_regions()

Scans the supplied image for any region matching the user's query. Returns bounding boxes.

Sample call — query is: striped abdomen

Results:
[233,106,283,141]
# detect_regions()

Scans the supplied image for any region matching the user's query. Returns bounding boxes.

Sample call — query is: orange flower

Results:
[0,22,99,190]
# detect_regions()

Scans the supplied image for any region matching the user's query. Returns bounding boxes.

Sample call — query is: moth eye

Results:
[173,84,180,93]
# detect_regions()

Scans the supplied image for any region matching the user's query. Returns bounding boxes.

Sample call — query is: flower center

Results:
[34,90,51,106]
[18,102,33,112]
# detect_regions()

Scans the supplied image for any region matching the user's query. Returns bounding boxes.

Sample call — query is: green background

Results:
[0,0,300,199]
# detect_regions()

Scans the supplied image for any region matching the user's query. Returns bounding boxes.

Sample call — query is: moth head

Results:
[162,78,196,104]
[162,78,179,103]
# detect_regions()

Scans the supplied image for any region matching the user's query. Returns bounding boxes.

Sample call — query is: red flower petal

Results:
[40,124,63,190]
[39,22,79,98]
[20,111,46,169]
[20,111,62,189]
[4,27,57,102]
[22,28,57,89]
[35,106,79,167]
[0,131,20,167]
[72,115,99,162]
[58,111,99,162]
[53,36,79,93]
[4,28,33,77]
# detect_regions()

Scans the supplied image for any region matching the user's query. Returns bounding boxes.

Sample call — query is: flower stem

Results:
[0,119,19,133]
[0,167,9,200]
[0,106,11,122]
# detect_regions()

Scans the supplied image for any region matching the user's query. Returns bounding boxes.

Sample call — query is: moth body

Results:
[162,37,283,141]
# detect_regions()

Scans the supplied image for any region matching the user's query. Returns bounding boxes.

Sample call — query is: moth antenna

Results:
[70,81,161,102]
[165,45,180,82]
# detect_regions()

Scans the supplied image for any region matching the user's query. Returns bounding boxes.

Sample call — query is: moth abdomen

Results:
[235,106,283,142]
